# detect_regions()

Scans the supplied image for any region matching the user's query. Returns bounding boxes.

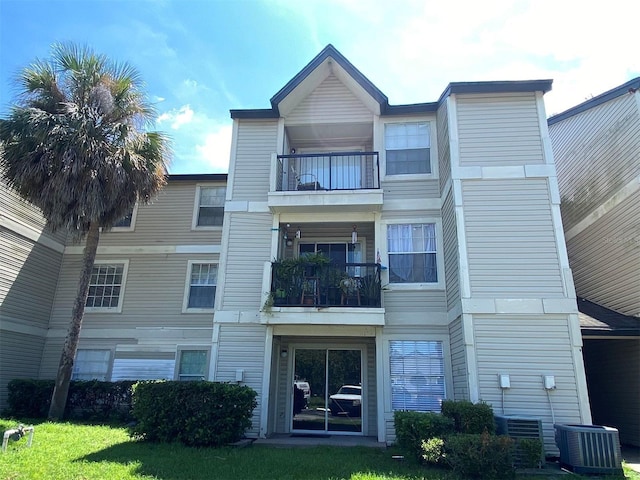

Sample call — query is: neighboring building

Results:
[0,45,592,453]
[0,178,66,405]
[548,79,640,447]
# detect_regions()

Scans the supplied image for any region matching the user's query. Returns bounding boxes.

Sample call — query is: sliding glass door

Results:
[291,348,362,434]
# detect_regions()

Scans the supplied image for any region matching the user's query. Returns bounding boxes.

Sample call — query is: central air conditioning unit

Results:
[495,415,544,467]
[554,424,623,475]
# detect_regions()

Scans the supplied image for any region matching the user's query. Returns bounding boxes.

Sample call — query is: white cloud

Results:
[195,124,233,173]
[157,105,194,130]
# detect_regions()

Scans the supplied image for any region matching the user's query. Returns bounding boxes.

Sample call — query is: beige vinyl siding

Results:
[583,339,639,447]
[39,338,67,378]
[383,290,447,324]
[97,181,223,246]
[286,74,372,125]
[462,179,564,297]
[567,194,639,316]
[442,190,460,310]
[456,93,544,166]
[474,315,582,454]
[0,178,67,245]
[0,229,62,328]
[49,253,217,331]
[381,178,439,202]
[0,331,46,410]
[437,101,451,192]
[448,316,469,400]
[215,323,267,436]
[232,120,278,201]
[550,93,640,230]
[221,213,272,310]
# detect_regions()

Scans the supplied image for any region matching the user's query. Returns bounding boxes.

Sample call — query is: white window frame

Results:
[84,260,129,313]
[383,333,452,414]
[382,218,444,290]
[110,203,139,232]
[72,348,113,381]
[192,184,226,230]
[182,260,218,313]
[379,117,437,181]
[175,346,211,381]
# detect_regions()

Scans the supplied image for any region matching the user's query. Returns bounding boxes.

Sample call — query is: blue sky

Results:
[1,0,638,174]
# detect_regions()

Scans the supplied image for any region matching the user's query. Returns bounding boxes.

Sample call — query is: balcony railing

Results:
[270,262,381,308]
[276,152,380,191]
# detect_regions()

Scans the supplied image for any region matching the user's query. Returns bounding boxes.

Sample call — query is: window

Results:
[111,204,138,231]
[185,262,217,310]
[390,340,445,412]
[85,262,127,311]
[387,224,437,283]
[195,186,226,227]
[72,349,111,381]
[385,122,430,175]
[177,350,208,381]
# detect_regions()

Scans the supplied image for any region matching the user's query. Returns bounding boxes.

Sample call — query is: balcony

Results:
[271,261,381,308]
[268,152,383,213]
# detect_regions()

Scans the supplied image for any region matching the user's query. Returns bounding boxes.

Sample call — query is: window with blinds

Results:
[389,340,445,412]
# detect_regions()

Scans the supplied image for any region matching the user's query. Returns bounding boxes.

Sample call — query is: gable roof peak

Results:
[270,44,388,114]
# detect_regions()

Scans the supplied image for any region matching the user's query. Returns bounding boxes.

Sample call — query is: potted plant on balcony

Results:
[359,273,381,307]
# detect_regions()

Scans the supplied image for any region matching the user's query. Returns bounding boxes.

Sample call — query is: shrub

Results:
[3,379,135,421]
[4,379,54,417]
[130,381,257,447]
[66,380,136,421]
[445,431,515,480]
[394,410,455,460]
[441,400,495,434]
[421,437,446,465]
[515,438,544,468]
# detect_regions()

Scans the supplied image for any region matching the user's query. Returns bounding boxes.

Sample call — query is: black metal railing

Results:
[270,262,381,308]
[276,152,380,191]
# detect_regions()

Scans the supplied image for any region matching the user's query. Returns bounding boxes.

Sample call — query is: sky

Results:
[1,0,639,175]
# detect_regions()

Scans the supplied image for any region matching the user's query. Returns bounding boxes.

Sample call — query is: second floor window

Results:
[385,122,431,175]
[187,263,217,309]
[196,186,225,227]
[387,224,437,283]
[85,262,127,310]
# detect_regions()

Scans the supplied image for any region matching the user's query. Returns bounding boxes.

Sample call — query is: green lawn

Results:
[0,419,637,480]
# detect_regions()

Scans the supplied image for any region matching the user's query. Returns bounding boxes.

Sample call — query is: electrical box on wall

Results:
[235,369,244,382]
[498,374,511,389]
[543,375,556,390]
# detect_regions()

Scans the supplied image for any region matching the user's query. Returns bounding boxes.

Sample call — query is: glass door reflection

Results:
[292,348,362,434]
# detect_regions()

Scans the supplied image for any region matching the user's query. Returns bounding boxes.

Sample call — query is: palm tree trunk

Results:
[48,222,101,420]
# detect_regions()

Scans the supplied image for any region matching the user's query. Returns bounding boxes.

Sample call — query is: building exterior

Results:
[0,45,592,452]
[548,78,640,446]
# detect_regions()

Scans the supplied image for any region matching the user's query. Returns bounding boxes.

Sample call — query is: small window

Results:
[390,340,445,412]
[387,224,437,283]
[85,262,127,311]
[178,350,208,381]
[112,204,137,230]
[72,349,111,381]
[385,122,431,175]
[195,186,226,227]
[186,263,217,310]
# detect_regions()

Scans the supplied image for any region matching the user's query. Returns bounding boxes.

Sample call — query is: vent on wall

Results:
[554,424,623,475]
[495,414,544,467]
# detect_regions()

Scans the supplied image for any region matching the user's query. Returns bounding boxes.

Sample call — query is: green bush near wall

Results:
[441,399,496,434]
[130,381,257,447]
[445,432,515,480]
[3,379,136,421]
[393,410,455,461]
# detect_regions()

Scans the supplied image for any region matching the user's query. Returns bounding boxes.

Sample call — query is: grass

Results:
[0,418,637,480]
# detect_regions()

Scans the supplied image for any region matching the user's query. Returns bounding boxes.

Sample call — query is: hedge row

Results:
[4,379,135,421]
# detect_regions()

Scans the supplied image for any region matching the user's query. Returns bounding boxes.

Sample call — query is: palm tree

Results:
[0,43,170,419]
